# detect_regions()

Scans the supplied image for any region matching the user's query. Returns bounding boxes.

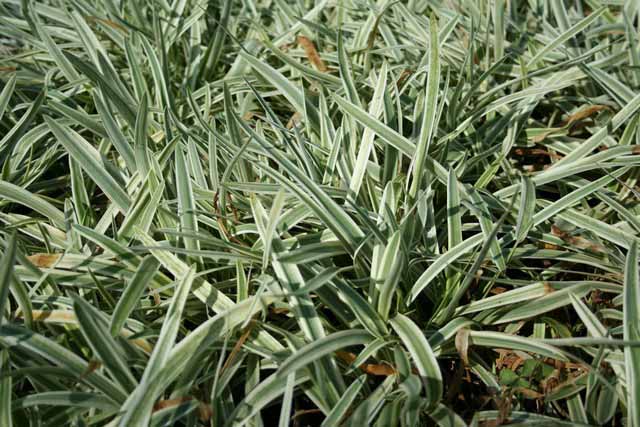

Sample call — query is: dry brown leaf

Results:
[540,368,561,394]
[564,105,608,126]
[151,289,160,306]
[543,282,555,295]
[455,329,470,365]
[220,320,255,375]
[153,397,213,421]
[213,191,243,245]
[28,253,61,268]
[490,287,507,295]
[361,362,396,376]
[396,69,413,88]
[511,148,561,159]
[270,306,290,315]
[86,16,128,33]
[335,350,356,364]
[24,310,154,353]
[551,225,606,253]
[335,350,395,376]
[30,310,76,323]
[530,106,608,142]
[154,397,192,411]
[80,359,103,379]
[495,349,525,371]
[496,393,512,426]
[297,36,327,72]
[531,129,561,144]
[242,111,256,121]
[542,242,561,250]
[198,404,214,422]
[546,371,589,397]
[513,387,544,399]
[286,111,302,129]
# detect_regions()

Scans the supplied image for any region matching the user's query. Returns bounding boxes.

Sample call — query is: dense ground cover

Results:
[1,0,640,425]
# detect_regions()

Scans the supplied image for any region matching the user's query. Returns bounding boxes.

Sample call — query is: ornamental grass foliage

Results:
[0,0,640,426]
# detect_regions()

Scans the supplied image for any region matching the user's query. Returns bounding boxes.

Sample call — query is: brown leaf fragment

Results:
[455,329,470,365]
[496,393,513,426]
[335,350,396,376]
[22,310,154,353]
[30,310,76,322]
[531,129,561,144]
[286,111,302,129]
[153,397,213,421]
[28,253,61,268]
[297,36,327,72]
[513,387,544,399]
[396,69,413,88]
[512,147,562,159]
[198,404,214,421]
[564,105,608,126]
[86,16,128,33]
[220,320,255,375]
[79,359,102,380]
[336,350,356,364]
[551,225,606,253]
[361,362,396,376]
[495,349,525,371]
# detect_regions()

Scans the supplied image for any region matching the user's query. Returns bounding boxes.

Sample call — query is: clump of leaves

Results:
[1,0,640,426]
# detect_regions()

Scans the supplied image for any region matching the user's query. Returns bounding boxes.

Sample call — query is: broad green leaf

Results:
[64,53,136,125]
[12,391,117,411]
[409,15,440,199]
[527,7,606,67]
[0,233,17,322]
[45,117,131,211]
[278,373,295,427]
[229,372,311,427]
[321,375,366,427]
[110,256,160,336]
[349,62,387,200]
[0,89,46,170]
[333,95,415,157]
[447,169,462,249]
[390,314,442,407]
[0,324,127,403]
[117,266,195,427]
[0,180,65,229]
[175,147,200,258]
[376,229,402,321]
[277,330,373,379]
[240,52,320,130]
[624,243,640,427]
[73,294,138,393]
[0,73,16,122]
[515,175,536,242]
[429,403,467,427]
[410,233,484,301]
[0,350,11,427]
[468,331,569,360]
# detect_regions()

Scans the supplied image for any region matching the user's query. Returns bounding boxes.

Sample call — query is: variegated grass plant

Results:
[1,0,640,426]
